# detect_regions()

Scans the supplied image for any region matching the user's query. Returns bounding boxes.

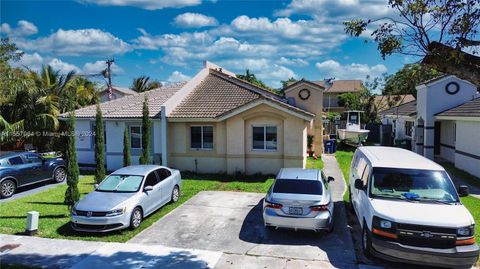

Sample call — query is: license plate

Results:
[289,207,303,215]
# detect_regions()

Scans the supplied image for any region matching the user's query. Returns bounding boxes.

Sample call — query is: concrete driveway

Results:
[130,190,356,269]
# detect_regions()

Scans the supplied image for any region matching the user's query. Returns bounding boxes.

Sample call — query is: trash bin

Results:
[324,139,336,154]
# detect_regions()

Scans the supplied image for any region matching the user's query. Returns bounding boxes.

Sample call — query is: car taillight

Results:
[310,203,329,211]
[265,200,283,209]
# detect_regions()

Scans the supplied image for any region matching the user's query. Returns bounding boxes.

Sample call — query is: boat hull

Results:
[337,129,370,145]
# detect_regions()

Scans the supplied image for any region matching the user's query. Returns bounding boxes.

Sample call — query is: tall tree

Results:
[383,64,441,97]
[281,77,298,89]
[94,104,106,183]
[344,0,480,86]
[131,75,162,93]
[64,110,80,210]
[139,95,151,164]
[123,126,131,167]
[236,69,272,91]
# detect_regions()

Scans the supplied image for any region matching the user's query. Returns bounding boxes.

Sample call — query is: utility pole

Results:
[105,59,115,100]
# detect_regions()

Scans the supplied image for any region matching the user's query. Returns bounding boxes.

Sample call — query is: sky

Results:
[1,0,412,88]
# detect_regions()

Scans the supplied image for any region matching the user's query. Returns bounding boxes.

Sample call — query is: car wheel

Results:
[129,207,143,230]
[171,185,180,203]
[362,221,373,258]
[53,167,66,183]
[1,179,16,198]
[327,218,334,233]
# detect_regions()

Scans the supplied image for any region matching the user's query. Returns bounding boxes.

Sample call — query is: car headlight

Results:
[372,216,396,231]
[457,225,474,237]
[106,207,126,217]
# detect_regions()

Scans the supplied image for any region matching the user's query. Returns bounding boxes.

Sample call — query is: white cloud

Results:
[275,0,391,19]
[315,60,387,80]
[79,0,205,10]
[13,52,80,73]
[0,20,38,36]
[82,60,123,74]
[277,57,309,67]
[167,71,191,82]
[174,13,218,28]
[15,28,130,56]
[49,58,81,73]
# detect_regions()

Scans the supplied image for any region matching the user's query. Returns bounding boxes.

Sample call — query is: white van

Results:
[349,146,479,268]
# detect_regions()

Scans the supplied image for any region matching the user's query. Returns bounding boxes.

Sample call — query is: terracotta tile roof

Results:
[378,100,417,117]
[375,94,416,112]
[436,98,480,117]
[169,70,314,119]
[62,83,185,118]
[314,80,363,93]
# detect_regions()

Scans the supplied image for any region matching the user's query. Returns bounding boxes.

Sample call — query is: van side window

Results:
[361,164,371,186]
[356,158,367,179]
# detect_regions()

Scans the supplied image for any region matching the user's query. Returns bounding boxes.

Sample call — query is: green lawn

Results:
[334,149,480,245]
[306,156,324,169]
[0,158,324,243]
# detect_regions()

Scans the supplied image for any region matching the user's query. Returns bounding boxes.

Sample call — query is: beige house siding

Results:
[168,103,308,175]
[284,82,323,153]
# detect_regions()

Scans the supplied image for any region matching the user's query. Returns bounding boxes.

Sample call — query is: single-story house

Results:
[63,61,324,174]
[380,75,480,178]
[99,86,138,102]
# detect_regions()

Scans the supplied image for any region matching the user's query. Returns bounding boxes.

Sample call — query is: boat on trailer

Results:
[337,111,370,146]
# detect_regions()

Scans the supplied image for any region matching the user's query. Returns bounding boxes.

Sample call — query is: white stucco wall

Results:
[75,119,163,171]
[454,120,480,178]
[416,76,477,159]
[439,120,456,162]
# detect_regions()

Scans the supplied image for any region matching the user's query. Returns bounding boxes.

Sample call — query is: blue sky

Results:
[1,0,411,88]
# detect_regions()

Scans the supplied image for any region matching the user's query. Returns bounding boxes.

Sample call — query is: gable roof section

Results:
[62,83,185,119]
[169,69,314,120]
[378,100,417,117]
[436,98,480,117]
[99,86,138,95]
[375,94,416,112]
[314,80,363,93]
[283,79,325,93]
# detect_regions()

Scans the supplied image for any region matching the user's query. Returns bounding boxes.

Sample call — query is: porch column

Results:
[161,106,168,166]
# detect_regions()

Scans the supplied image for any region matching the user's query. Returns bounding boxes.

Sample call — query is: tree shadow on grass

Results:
[27,201,65,205]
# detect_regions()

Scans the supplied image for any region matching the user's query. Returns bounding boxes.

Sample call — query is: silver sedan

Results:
[263,168,335,232]
[71,165,181,232]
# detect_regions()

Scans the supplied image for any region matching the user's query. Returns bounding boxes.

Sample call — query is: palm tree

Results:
[131,76,162,93]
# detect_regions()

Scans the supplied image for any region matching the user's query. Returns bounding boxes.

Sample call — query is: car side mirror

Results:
[327,176,335,183]
[458,185,469,197]
[94,184,99,189]
[354,179,364,190]
[144,185,153,192]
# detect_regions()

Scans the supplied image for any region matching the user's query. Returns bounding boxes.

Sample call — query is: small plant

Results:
[139,95,151,164]
[307,135,314,157]
[94,103,106,183]
[123,127,131,167]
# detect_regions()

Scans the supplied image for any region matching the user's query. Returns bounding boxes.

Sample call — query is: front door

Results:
[434,122,441,155]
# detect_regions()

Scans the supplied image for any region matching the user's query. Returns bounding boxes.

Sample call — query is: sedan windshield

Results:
[370,168,459,203]
[96,175,143,192]
[273,179,323,195]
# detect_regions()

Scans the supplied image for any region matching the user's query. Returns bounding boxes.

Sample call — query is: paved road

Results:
[0,234,221,269]
[129,157,357,269]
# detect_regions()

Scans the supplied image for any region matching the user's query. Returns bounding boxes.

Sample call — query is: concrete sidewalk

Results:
[0,234,222,269]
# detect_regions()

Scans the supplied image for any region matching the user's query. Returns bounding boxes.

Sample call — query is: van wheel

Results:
[362,221,373,258]
[1,179,16,198]
[129,207,143,230]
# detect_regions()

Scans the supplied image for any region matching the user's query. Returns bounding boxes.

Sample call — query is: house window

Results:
[405,121,413,137]
[252,125,277,150]
[191,126,213,150]
[130,126,142,149]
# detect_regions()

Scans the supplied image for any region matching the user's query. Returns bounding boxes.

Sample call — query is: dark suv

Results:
[0,152,66,198]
